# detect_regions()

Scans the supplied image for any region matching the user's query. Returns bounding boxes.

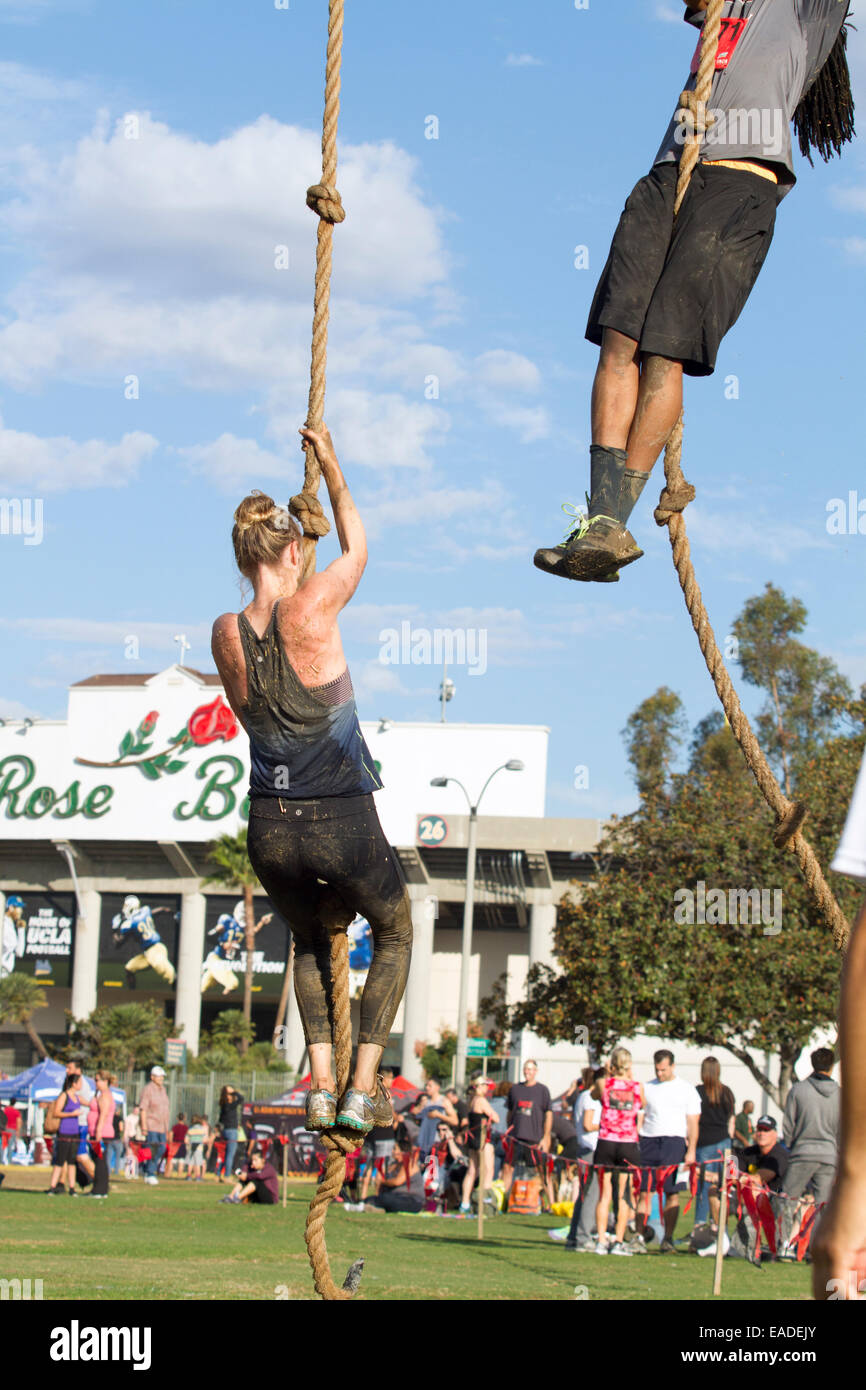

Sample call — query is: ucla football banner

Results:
[1,891,75,987]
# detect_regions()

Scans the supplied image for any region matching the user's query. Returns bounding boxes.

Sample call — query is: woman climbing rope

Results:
[211,423,413,1137]
[535,0,855,584]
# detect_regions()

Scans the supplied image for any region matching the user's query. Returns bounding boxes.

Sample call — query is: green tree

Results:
[500,678,864,1106]
[420,1027,457,1083]
[58,1001,174,1072]
[0,974,49,1058]
[732,583,851,794]
[622,687,687,800]
[202,831,277,1052]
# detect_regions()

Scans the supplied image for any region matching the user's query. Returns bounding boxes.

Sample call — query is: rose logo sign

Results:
[76,697,239,780]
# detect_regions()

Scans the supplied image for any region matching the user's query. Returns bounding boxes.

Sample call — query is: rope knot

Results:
[654,482,697,526]
[306,183,346,224]
[677,91,717,137]
[289,490,331,540]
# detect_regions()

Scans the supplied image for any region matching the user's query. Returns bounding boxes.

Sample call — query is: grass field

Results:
[0,1167,812,1302]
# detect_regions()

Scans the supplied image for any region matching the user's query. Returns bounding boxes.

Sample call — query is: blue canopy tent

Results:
[0,1058,125,1107]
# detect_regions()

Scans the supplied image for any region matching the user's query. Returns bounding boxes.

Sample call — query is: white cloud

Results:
[172,434,290,492]
[473,350,542,394]
[0,415,158,491]
[654,3,683,22]
[0,694,43,718]
[0,0,82,23]
[0,109,551,481]
[0,616,211,650]
[686,506,833,561]
[350,661,412,703]
[505,54,543,68]
[840,236,866,262]
[360,482,509,541]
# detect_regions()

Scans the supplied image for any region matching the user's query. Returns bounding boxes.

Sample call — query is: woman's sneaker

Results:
[610,1241,634,1256]
[305,1088,337,1132]
[594,1238,610,1255]
[336,1076,393,1134]
[335,1088,376,1134]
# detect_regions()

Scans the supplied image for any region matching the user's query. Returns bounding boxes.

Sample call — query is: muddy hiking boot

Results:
[305,1088,338,1132]
[337,1075,394,1135]
[534,506,643,583]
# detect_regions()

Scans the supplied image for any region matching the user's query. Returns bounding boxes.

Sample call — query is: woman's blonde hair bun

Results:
[232,489,302,577]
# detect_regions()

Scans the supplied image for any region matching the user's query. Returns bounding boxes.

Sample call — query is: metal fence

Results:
[114,1069,301,1123]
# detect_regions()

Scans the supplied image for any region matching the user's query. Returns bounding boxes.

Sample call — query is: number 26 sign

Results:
[416,814,448,846]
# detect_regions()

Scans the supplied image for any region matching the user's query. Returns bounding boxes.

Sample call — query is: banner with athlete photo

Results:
[1,891,75,987]
[201,896,289,1001]
[99,893,180,993]
[347,914,373,1000]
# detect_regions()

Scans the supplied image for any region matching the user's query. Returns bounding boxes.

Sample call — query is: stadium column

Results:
[520,895,557,1068]
[70,882,102,1019]
[529,897,557,969]
[175,888,206,1055]
[400,891,437,1086]
[280,991,307,1074]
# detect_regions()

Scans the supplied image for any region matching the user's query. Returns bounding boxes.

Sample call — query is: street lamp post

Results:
[430,759,524,1087]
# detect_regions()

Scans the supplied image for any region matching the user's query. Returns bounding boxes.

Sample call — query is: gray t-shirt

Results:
[654,0,850,192]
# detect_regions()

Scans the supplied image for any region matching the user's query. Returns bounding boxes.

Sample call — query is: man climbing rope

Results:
[534,0,854,584]
[211,424,412,1138]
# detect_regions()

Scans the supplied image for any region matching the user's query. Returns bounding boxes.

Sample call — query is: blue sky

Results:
[0,0,864,820]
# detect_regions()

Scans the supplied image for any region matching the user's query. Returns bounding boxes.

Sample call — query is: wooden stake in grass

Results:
[477,1119,486,1242]
[713,1160,730,1297]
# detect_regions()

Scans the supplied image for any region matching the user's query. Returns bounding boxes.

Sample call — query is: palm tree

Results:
[273,941,294,1053]
[0,974,49,1058]
[202,830,271,1053]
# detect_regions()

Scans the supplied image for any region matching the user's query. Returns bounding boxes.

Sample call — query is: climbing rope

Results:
[290,0,346,582]
[288,0,367,1300]
[655,0,850,949]
[303,891,367,1302]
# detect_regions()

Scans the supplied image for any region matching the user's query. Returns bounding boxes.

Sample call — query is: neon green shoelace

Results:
[560,498,616,544]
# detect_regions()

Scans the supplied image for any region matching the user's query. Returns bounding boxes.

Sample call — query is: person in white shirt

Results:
[635,1050,701,1253]
[813,745,866,1300]
[565,1067,605,1251]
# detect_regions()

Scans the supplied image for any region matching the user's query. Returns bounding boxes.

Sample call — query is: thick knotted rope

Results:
[290,0,367,1301]
[290,0,346,582]
[655,0,849,949]
[303,891,366,1301]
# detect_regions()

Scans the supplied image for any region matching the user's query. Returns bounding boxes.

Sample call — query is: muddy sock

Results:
[588,444,628,520]
[617,468,649,527]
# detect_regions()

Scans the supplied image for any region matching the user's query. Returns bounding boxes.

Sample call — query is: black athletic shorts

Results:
[52,1135,81,1166]
[594,1138,641,1171]
[639,1135,688,1194]
[586,161,779,377]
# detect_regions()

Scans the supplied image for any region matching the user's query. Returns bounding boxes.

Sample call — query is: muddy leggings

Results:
[246,794,413,1048]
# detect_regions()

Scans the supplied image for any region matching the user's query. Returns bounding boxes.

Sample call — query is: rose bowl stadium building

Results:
[0,663,801,1111]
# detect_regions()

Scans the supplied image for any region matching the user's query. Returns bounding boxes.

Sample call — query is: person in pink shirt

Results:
[87,1071,116,1198]
[593,1047,645,1256]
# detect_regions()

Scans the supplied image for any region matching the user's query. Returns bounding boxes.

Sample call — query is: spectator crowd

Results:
[1,1045,841,1261]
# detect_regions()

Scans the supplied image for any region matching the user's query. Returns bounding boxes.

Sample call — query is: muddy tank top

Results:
[237,601,382,800]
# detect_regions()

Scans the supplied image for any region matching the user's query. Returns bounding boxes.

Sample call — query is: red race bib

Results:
[690,15,750,75]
